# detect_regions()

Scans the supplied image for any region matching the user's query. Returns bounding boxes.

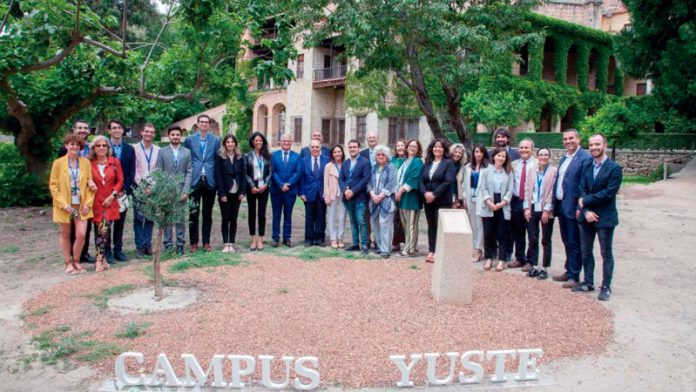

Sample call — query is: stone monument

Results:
[431,209,474,304]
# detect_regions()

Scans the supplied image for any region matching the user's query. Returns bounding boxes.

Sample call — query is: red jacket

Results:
[91,156,124,223]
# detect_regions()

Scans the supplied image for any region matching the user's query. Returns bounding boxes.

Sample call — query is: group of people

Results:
[50,117,621,300]
[458,128,622,301]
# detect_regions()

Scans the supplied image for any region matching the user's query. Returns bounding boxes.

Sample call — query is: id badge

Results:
[71,192,81,205]
[258,180,265,188]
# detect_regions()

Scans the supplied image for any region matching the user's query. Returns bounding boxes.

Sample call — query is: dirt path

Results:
[0,160,695,391]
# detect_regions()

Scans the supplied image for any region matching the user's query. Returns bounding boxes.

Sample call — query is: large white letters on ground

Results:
[458,350,484,384]
[149,353,182,387]
[425,352,459,385]
[389,354,422,387]
[486,350,517,383]
[515,348,543,381]
[229,355,256,388]
[180,354,226,387]
[259,355,295,389]
[293,356,321,390]
[115,352,145,386]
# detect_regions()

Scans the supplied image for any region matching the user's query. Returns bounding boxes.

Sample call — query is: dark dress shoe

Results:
[176,246,184,255]
[380,252,390,259]
[361,248,370,255]
[114,252,128,262]
[508,260,524,268]
[80,254,96,263]
[304,241,312,248]
[144,248,153,256]
[572,282,595,292]
[553,272,568,282]
[537,270,548,280]
[190,244,199,252]
[598,286,612,301]
[283,240,293,248]
[527,268,540,278]
[345,245,360,251]
[316,241,326,247]
[562,279,577,289]
[271,240,280,247]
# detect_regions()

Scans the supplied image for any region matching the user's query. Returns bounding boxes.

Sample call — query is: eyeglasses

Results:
[94,144,108,148]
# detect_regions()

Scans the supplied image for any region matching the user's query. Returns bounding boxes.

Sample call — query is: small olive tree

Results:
[132,171,193,299]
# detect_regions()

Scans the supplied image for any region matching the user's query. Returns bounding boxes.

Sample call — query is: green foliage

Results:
[621,134,696,150]
[0,143,51,207]
[595,48,610,93]
[524,12,614,46]
[90,284,137,310]
[649,163,671,182]
[461,90,530,132]
[514,132,565,149]
[31,326,120,366]
[168,251,241,272]
[624,96,695,134]
[617,0,696,119]
[132,171,194,229]
[580,100,637,150]
[553,35,572,84]
[622,175,652,185]
[526,40,544,81]
[575,42,591,92]
[223,64,257,152]
[115,321,151,339]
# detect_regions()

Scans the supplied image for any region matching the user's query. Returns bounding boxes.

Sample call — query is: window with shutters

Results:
[293,117,302,142]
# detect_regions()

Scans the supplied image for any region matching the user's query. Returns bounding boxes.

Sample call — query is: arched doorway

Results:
[566,44,578,86]
[539,104,553,133]
[257,104,269,136]
[542,36,555,82]
[607,56,617,94]
[271,103,286,146]
[588,48,599,90]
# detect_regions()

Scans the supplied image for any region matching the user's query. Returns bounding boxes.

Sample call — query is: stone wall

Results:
[547,149,694,176]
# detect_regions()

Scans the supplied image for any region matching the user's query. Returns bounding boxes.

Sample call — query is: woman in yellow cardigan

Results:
[49,134,95,274]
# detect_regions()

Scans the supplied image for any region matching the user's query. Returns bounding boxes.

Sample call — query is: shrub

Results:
[0,143,51,207]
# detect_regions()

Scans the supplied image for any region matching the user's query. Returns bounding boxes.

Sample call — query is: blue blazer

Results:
[116,143,136,195]
[299,155,329,202]
[300,145,331,159]
[554,148,591,219]
[578,158,622,228]
[270,149,301,195]
[339,155,371,203]
[184,132,220,189]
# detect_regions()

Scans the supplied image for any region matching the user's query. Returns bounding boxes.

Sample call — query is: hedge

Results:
[446,132,696,151]
[0,143,51,208]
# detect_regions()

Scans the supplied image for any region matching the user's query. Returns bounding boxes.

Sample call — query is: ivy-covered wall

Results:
[499,13,624,131]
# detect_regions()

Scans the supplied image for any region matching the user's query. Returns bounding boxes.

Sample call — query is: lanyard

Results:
[397,158,411,185]
[79,146,89,158]
[256,154,264,174]
[348,157,356,181]
[199,138,207,156]
[536,166,548,202]
[140,142,154,174]
[68,158,79,191]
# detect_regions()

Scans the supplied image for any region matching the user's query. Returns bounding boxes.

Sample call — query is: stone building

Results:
[237,1,644,149]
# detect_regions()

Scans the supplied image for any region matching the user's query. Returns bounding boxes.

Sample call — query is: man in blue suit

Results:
[300,130,331,158]
[552,129,592,288]
[183,114,220,252]
[270,133,301,247]
[340,139,372,255]
[106,120,135,262]
[299,139,329,247]
[574,134,622,301]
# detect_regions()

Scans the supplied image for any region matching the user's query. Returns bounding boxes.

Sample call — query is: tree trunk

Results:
[153,228,164,300]
[441,83,471,149]
[401,45,445,140]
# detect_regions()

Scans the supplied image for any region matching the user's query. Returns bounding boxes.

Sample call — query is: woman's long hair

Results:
[248,132,270,160]
[330,144,345,164]
[471,143,489,170]
[424,138,451,164]
[490,147,512,174]
[218,133,241,159]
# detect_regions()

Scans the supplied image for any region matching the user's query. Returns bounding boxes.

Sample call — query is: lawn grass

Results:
[168,250,242,272]
[622,175,652,185]
[115,321,152,339]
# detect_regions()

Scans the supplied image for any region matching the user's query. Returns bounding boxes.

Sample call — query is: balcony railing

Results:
[313,65,348,81]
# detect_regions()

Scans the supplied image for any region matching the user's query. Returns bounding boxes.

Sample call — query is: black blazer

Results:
[244,151,272,189]
[215,154,246,197]
[578,158,622,228]
[420,159,457,206]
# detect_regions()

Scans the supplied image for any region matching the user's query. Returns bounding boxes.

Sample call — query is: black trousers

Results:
[219,193,242,244]
[526,210,555,267]
[247,189,269,236]
[189,180,216,245]
[482,193,509,260]
[304,197,326,243]
[424,202,446,253]
[508,196,528,263]
[70,218,91,260]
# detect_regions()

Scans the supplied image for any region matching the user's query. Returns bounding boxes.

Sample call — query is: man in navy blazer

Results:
[552,129,592,288]
[299,139,330,247]
[107,120,135,262]
[270,133,301,247]
[300,130,331,158]
[574,134,622,301]
[183,114,220,252]
[340,139,372,255]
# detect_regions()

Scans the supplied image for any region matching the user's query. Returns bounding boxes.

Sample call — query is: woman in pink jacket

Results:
[523,147,558,279]
[324,145,347,248]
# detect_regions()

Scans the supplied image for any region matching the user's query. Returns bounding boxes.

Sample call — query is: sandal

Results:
[73,262,86,273]
[495,261,505,272]
[425,253,435,263]
[65,262,77,274]
[483,259,492,271]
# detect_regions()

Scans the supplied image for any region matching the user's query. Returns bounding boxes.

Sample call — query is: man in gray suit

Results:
[156,126,193,254]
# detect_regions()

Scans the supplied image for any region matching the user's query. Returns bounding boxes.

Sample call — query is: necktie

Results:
[313,158,319,174]
[284,152,288,164]
[519,160,527,199]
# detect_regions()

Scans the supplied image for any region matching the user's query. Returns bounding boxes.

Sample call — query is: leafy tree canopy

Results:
[617,0,696,120]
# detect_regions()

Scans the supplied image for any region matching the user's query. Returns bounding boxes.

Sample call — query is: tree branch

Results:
[0,0,15,34]
[48,86,123,132]
[83,38,126,58]
[140,1,176,95]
